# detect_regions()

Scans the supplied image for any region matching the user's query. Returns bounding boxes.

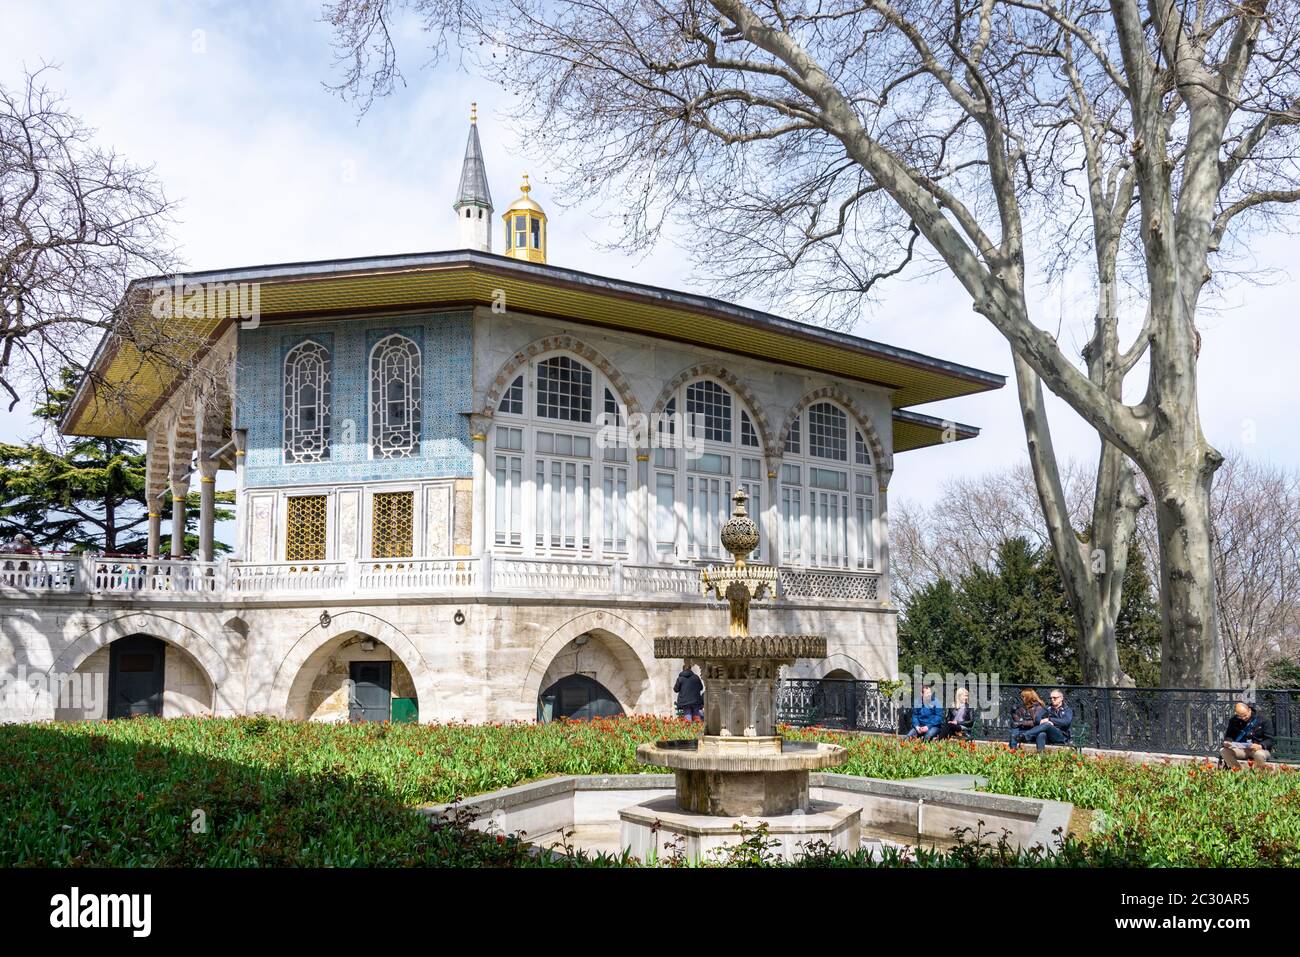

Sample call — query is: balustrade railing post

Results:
[345,558,358,595]
[75,554,94,595]
[481,552,494,595]
[611,560,624,595]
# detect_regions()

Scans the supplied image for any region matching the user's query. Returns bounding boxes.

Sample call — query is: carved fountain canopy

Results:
[653,635,827,661]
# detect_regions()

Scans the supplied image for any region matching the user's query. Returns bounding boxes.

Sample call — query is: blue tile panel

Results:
[236,312,473,487]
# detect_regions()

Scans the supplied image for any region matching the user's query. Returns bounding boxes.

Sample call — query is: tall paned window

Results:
[370,334,422,459]
[491,352,628,559]
[781,400,875,569]
[283,341,331,463]
[657,379,765,562]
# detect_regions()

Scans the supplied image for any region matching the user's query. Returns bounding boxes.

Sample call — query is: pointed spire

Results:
[454,112,493,212]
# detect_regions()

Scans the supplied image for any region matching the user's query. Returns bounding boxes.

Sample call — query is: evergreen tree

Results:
[899,535,1163,686]
[0,369,231,554]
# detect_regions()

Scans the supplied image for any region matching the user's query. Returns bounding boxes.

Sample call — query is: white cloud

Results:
[2,0,1297,521]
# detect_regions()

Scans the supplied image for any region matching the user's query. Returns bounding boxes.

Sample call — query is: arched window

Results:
[369,335,422,459]
[491,353,628,556]
[781,401,875,569]
[654,378,765,562]
[283,340,331,463]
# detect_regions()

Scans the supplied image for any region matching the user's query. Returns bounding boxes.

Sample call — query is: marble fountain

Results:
[618,489,861,860]
[424,490,1075,863]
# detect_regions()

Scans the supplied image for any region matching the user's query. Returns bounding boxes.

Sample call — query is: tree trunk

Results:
[1014,354,1136,687]
[104,493,116,553]
[1148,460,1223,687]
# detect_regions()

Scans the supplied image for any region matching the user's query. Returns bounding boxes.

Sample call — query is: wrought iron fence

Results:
[776,678,1300,760]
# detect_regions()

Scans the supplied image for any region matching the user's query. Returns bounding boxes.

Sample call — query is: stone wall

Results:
[0,593,895,724]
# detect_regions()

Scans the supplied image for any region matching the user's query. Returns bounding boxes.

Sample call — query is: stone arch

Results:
[649,363,775,455]
[818,653,868,680]
[777,386,891,476]
[34,612,232,720]
[266,610,436,720]
[481,334,642,420]
[520,611,664,713]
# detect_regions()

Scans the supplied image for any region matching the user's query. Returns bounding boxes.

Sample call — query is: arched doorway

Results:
[53,633,215,721]
[284,631,419,723]
[532,629,650,721]
[538,674,625,722]
[812,668,860,729]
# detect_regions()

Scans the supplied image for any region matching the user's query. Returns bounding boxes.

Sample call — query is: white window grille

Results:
[808,402,848,461]
[283,340,331,463]
[369,334,422,459]
[536,355,592,422]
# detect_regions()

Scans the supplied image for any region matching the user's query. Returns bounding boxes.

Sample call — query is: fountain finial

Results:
[719,488,760,569]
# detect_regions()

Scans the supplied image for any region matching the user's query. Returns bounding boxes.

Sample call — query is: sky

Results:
[3,0,1297,548]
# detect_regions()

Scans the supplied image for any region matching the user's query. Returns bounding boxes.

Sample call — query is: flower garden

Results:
[1,715,1296,867]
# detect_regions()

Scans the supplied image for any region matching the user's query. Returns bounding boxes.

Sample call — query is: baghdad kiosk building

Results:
[0,114,1003,724]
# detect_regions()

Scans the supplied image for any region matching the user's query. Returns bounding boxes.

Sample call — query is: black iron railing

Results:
[776,678,1300,760]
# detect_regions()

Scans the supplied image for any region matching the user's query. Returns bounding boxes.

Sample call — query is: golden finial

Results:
[470,101,477,123]
[520,173,531,194]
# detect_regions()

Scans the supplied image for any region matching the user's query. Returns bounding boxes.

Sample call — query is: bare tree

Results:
[891,460,1092,597]
[1,67,182,417]
[323,0,1300,685]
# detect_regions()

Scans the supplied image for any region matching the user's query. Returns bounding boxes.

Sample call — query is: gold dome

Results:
[502,174,548,263]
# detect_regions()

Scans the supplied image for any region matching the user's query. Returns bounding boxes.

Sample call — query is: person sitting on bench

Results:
[904,684,943,740]
[1007,688,1047,748]
[1220,701,1274,769]
[933,686,975,740]
[1012,688,1072,752]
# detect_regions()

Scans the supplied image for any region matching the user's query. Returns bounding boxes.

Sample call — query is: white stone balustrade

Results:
[0,552,885,604]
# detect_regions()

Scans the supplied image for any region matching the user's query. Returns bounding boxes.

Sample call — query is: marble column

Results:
[198,461,218,562]
[170,480,188,558]
[470,416,488,556]
[147,510,162,559]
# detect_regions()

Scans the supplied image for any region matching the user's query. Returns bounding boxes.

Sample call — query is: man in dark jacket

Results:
[674,666,704,721]
[1019,689,1073,752]
[1221,701,1274,768]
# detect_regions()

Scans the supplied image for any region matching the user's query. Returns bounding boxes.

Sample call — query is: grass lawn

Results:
[1,715,1296,866]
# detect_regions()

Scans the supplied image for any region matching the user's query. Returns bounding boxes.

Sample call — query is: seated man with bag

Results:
[1220,701,1274,769]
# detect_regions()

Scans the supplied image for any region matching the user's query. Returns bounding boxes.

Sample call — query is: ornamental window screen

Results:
[372,491,414,558]
[536,355,592,422]
[499,375,525,415]
[285,495,328,561]
[807,402,848,461]
[370,335,422,459]
[283,341,331,463]
[686,380,732,443]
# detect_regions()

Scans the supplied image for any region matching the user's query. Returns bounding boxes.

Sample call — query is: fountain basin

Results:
[637,738,847,816]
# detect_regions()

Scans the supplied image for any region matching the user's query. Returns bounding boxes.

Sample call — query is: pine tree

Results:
[899,535,1163,686]
[0,369,231,554]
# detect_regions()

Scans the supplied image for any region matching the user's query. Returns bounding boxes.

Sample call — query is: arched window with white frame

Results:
[490,353,631,558]
[652,377,766,563]
[369,334,422,459]
[283,340,331,463]
[781,400,876,570]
